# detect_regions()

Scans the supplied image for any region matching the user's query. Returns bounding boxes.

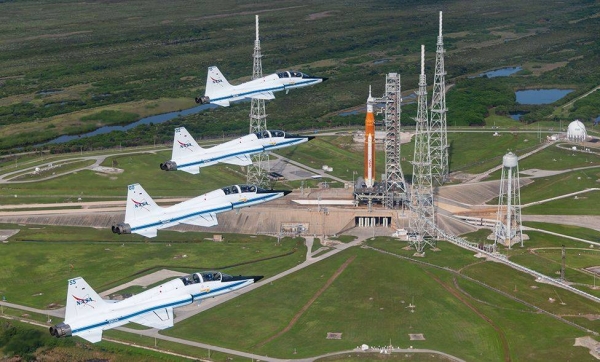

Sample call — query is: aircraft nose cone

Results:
[321,77,329,82]
[283,190,292,196]
[253,276,264,283]
[306,135,315,141]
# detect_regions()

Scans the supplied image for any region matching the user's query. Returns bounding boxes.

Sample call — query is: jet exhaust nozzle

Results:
[111,223,131,235]
[195,96,210,104]
[160,161,178,171]
[49,323,72,338]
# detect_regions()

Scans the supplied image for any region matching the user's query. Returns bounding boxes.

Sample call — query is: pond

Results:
[43,103,218,145]
[509,112,527,121]
[480,66,522,78]
[515,89,574,105]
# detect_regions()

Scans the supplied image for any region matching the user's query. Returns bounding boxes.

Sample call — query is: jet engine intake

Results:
[160,161,178,171]
[111,223,131,235]
[195,96,210,104]
[49,323,72,338]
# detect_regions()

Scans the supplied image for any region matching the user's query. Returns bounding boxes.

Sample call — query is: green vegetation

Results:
[519,144,600,171]
[0,151,246,205]
[523,222,600,242]
[80,110,140,125]
[164,245,597,361]
[0,319,189,361]
[519,169,600,211]
[0,0,599,152]
[0,227,305,308]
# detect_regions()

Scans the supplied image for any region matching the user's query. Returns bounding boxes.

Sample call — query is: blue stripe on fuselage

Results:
[177,138,301,169]
[72,296,192,335]
[71,280,251,335]
[130,193,279,233]
[210,79,319,103]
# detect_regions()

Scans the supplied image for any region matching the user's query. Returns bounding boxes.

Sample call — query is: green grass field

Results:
[0,226,305,308]
[163,244,598,361]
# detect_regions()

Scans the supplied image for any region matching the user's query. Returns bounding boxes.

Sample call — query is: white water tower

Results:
[494,152,523,248]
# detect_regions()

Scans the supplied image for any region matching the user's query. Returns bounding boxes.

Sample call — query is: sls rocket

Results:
[364,86,376,187]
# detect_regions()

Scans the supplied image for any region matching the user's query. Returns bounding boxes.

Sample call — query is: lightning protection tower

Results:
[429,11,449,186]
[383,72,406,209]
[247,15,270,188]
[409,45,436,253]
[494,152,523,248]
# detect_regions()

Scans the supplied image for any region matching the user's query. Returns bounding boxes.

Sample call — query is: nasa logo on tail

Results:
[132,199,150,209]
[178,140,193,150]
[210,77,223,84]
[73,295,95,308]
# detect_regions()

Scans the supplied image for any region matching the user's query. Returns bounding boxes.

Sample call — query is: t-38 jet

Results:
[195,66,327,106]
[49,271,262,343]
[111,183,290,238]
[160,127,313,175]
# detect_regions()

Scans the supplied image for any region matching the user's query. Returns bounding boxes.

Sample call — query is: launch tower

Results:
[409,45,436,253]
[247,15,270,188]
[494,152,523,248]
[429,11,449,186]
[383,73,406,209]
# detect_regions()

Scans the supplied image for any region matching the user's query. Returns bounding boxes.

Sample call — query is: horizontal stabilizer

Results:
[253,91,275,100]
[135,228,158,238]
[131,308,174,330]
[77,329,103,343]
[179,166,200,175]
[222,154,253,166]
[181,213,218,227]
[213,100,230,107]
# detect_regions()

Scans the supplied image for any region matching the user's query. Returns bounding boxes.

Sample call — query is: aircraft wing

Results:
[221,154,253,166]
[131,307,174,330]
[179,166,200,175]
[134,228,158,238]
[77,329,103,343]
[253,91,275,100]
[180,212,218,227]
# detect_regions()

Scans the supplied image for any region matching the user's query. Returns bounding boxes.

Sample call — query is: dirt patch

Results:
[574,336,600,360]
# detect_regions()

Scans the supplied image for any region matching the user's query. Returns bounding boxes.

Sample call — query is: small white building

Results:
[567,120,587,142]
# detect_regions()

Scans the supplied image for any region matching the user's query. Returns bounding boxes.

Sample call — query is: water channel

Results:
[44,103,217,145]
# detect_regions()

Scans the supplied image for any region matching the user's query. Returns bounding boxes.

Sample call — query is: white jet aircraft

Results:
[195,66,327,106]
[160,127,314,174]
[111,183,290,238]
[49,271,262,343]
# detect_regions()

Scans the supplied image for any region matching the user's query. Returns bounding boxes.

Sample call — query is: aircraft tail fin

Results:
[125,184,162,223]
[205,66,233,98]
[172,127,204,160]
[65,277,108,322]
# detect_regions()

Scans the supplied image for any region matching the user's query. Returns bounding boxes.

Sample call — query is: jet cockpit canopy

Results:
[254,130,285,139]
[277,71,312,79]
[221,184,267,195]
[181,271,224,285]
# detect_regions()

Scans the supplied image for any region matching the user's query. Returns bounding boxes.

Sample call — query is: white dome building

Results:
[566,120,587,142]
